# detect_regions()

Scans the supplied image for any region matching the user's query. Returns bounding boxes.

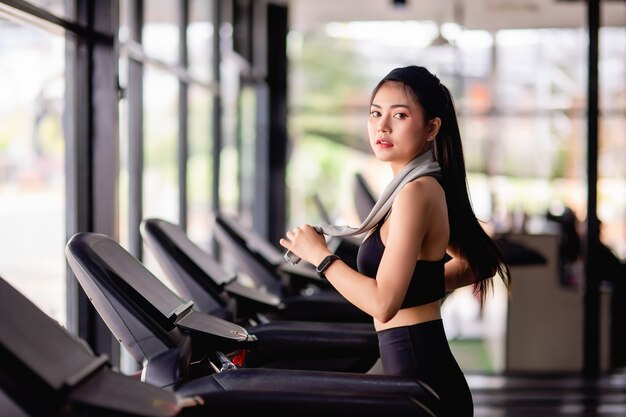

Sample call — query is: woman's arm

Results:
[445,245,501,291]
[280,179,434,323]
[444,249,476,292]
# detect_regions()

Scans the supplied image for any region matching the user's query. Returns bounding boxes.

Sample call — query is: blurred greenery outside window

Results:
[118,0,216,252]
[218,56,242,215]
[141,1,181,238]
[187,0,215,249]
[188,85,214,249]
[0,15,67,325]
[238,85,257,224]
[287,22,626,260]
[143,65,180,225]
[141,64,180,281]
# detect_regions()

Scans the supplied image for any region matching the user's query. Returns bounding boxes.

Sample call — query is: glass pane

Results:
[142,65,179,282]
[188,0,214,83]
[143,65,179,224]
[218,58,240,214]
[0,15,67,325]
[187,85,213,249]
[496,29,587,114]
[143,0,180,65]
[599,27,626,260]
[238,86,256,221]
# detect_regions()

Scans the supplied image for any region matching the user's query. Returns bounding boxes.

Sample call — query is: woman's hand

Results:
[279,224,332,267]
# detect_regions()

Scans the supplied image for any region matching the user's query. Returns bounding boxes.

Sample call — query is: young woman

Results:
[280,65,511,416]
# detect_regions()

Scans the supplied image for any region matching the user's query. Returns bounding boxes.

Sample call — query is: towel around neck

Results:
[285,149,441,265]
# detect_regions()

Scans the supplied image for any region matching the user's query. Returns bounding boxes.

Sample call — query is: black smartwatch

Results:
[316,254,340,280]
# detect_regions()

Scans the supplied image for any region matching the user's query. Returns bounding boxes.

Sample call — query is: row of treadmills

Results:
[3,175,626,416]
[1,211,442,417]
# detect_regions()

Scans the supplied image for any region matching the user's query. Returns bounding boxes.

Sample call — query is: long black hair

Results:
[371,66,511,303]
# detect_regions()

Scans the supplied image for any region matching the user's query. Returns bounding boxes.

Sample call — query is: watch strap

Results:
[316,254,340,280]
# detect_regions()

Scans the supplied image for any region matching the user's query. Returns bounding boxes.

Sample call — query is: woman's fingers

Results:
[280,227,300,249]
[280,225,327,265]
[281,225,316,248]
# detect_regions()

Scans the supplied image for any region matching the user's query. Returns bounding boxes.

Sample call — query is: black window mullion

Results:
[265,3,288,246]
[583,0,601,377]
[66,0,119,363]
[65,30,92,341]
[179,0,189,230]
[128,0,144,260]
[211,0,222,224]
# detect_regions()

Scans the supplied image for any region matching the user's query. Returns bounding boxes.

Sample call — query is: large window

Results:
[117,0,220,290]
[0,15,68,325]
[0,0,273,371]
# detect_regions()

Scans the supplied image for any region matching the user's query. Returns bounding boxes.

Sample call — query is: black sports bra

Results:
[356,225,446,309]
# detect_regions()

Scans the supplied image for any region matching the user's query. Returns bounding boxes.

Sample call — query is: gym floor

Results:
[469,371,626,416]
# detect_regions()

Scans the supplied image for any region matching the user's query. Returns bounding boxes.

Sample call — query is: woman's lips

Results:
[376,138,393,148]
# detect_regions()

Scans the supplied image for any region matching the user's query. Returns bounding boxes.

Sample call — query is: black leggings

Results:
[377,319,473,417]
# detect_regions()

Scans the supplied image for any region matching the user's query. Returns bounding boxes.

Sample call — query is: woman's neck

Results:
[390,148,433,176]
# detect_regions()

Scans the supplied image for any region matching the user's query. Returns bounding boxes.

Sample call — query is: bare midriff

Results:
[373,300,442,331]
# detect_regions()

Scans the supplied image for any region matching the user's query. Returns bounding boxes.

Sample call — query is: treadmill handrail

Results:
[142,218,237,287]
[66,232,251,351]
[216,213,285,266]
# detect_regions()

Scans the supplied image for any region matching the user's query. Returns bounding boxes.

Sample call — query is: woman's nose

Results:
[377,117,390,133]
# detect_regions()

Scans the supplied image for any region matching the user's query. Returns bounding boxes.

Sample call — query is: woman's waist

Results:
[374,301,441,332]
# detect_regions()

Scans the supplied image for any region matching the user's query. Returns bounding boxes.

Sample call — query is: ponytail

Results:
[435,85,511,304]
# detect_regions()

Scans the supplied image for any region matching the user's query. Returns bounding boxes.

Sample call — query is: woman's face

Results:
[368,82,437,174]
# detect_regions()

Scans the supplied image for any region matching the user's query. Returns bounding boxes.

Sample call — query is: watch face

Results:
[317,258,326,271]
[316,256,327,272]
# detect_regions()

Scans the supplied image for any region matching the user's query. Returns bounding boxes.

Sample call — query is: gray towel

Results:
[284,149,442,265]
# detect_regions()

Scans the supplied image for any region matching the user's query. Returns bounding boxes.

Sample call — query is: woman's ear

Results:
[427,117,442,141]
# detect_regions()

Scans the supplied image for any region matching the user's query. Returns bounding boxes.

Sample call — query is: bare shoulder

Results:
[386,176,443,246]
[395,176,442,207]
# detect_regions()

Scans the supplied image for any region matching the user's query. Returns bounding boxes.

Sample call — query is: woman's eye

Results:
[370,110,381,117]
[394,113,408,119]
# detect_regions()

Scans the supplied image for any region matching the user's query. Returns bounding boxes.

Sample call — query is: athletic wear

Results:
[357,220,473,416]
[356,224,446,308]
[378,320,473,416]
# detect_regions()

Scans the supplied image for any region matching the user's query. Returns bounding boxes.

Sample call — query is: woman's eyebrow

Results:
[370,103,410,109]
